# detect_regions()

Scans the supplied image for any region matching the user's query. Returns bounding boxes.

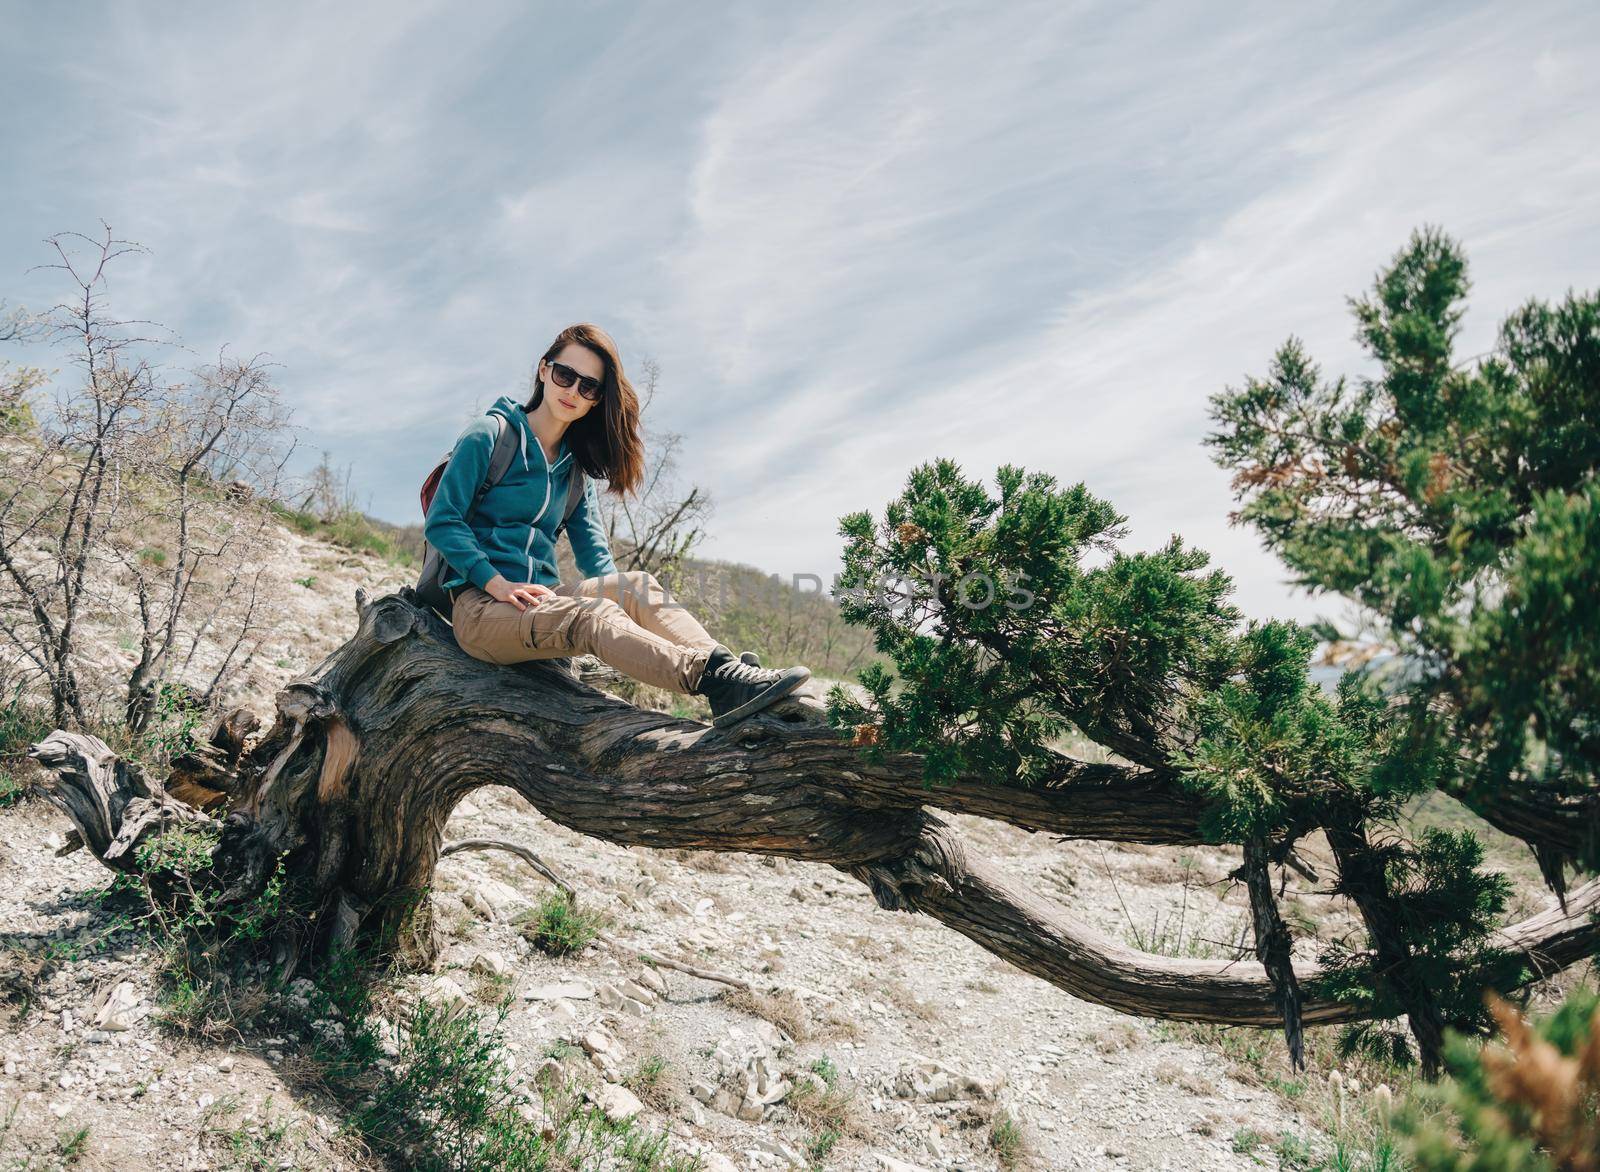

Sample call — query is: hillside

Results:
[0,451,1580,1171]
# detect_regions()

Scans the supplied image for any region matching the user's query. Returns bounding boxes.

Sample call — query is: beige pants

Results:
[450,569,717,693]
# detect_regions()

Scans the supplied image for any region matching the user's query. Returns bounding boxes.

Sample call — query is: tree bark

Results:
[27,588,1600,1028]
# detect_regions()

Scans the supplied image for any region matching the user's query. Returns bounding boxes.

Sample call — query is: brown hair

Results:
[524,322,644,497]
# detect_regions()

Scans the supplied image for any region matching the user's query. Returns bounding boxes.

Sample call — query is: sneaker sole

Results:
[711,668,811,728]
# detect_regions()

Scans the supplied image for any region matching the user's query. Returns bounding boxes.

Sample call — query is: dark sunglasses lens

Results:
[548,363,576,388]
[579,380,602,401]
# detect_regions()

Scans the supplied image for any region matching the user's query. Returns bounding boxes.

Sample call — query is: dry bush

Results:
[723,986,813,1042]
[0,226,296,733]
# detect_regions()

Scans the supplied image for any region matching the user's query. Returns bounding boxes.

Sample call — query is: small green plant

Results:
[989,1109,1023,1169]
[515,891,609,957]
[1272,1131,1319,1169]
[787,1054,856,1162]
[132,681,210,765]
[293,575,316,588]
[1232,1127,1264,1155]
[626,1053,668,1093]
[0,681,52,806]
[0,770,27,808]
[304,984,701,1172]
[104,826,298,1037]
[56,1123,90,1164]
[806,1125,841,1164]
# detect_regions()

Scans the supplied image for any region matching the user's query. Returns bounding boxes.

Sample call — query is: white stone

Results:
[593,1082,643,1123]
[620,979,658,1006]
[873,1155,933,1172]
[464,878,525,922]
[93,982,143,1032]
[522,979,595,1001]
[751,1136,806,1166]
[470,951,508,978]
[428,976,471,1013]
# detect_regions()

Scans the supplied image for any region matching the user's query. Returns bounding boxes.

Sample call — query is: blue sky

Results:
[3,1,1597,626]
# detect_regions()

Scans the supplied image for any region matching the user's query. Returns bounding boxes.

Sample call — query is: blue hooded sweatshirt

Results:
[423,394,617,592]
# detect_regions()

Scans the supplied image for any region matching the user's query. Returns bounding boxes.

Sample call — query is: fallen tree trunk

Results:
[26,588,1600,1027]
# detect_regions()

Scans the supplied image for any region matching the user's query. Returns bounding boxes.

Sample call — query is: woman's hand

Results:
[486,575,557,611]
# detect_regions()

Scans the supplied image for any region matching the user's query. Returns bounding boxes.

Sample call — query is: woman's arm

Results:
[423,416,502,592]
[566,476,619,580]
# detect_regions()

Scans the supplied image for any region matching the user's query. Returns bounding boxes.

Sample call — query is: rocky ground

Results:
[2,780,1341,1171]
[3,504,1539,1171]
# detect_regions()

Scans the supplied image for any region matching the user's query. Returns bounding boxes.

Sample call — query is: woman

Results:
[424,322,811,728]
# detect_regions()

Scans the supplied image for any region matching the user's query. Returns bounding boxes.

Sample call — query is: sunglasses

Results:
[546,360,604,402]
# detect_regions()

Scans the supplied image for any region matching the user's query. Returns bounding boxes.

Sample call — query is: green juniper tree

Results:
[826,227,1597,1077]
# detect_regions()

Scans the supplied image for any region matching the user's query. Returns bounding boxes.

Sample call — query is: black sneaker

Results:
[739,650,761,667]
[695,644,810,728]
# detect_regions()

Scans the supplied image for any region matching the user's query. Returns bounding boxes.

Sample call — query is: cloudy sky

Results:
[4,1,1597,626]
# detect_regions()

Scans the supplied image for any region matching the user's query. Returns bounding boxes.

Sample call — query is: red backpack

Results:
[415,411,587,619]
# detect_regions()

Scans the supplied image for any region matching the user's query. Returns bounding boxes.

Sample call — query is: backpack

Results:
[415,411,589,620]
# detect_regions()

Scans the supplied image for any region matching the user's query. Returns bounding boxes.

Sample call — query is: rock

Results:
[523,979,595,1001]
[620,979,658,1006]
[872,1154,933,1172]
[756,1077,792,1105]
[797,1071,828,1096]
[470,951,508,978]
[581,1028,614,1056]
[546,998,579,1025]
[652,891,694,916]
[92,982,143,1032]
[892,1056,1000,1102]
[684,1099,708,1126]
[751,1136,806,1166]
[592,1082,643,1123]
[699,1154,739,1172]
[218,1055,235,1073]
[428,976,471,1013]
[635,967,668,996]
[463,878,525,922]
[690,1081,717,1104]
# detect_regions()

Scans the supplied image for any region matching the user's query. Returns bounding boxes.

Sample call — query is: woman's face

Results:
[539,344,605,424]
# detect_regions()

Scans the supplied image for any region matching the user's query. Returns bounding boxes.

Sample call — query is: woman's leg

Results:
[451,585,712,693]
[560,570,718,652]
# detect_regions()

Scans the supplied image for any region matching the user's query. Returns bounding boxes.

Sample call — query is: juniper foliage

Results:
[826,228,1598,1077]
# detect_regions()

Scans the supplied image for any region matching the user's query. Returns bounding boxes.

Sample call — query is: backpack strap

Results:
[469,413,520,517]
[553,466,588,539]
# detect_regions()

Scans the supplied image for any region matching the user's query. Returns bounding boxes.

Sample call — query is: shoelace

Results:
[712,657,782,687]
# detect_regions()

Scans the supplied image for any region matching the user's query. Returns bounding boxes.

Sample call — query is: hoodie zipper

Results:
[516,407,572,582]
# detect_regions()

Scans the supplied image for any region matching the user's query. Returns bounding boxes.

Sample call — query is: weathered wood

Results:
[441,838,573,898]
[25,588,1600,1029]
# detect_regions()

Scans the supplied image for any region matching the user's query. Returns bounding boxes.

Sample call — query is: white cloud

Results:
[4,0,1597,631]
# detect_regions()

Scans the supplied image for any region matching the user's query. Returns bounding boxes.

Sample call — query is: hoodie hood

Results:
[487,394,571,476]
